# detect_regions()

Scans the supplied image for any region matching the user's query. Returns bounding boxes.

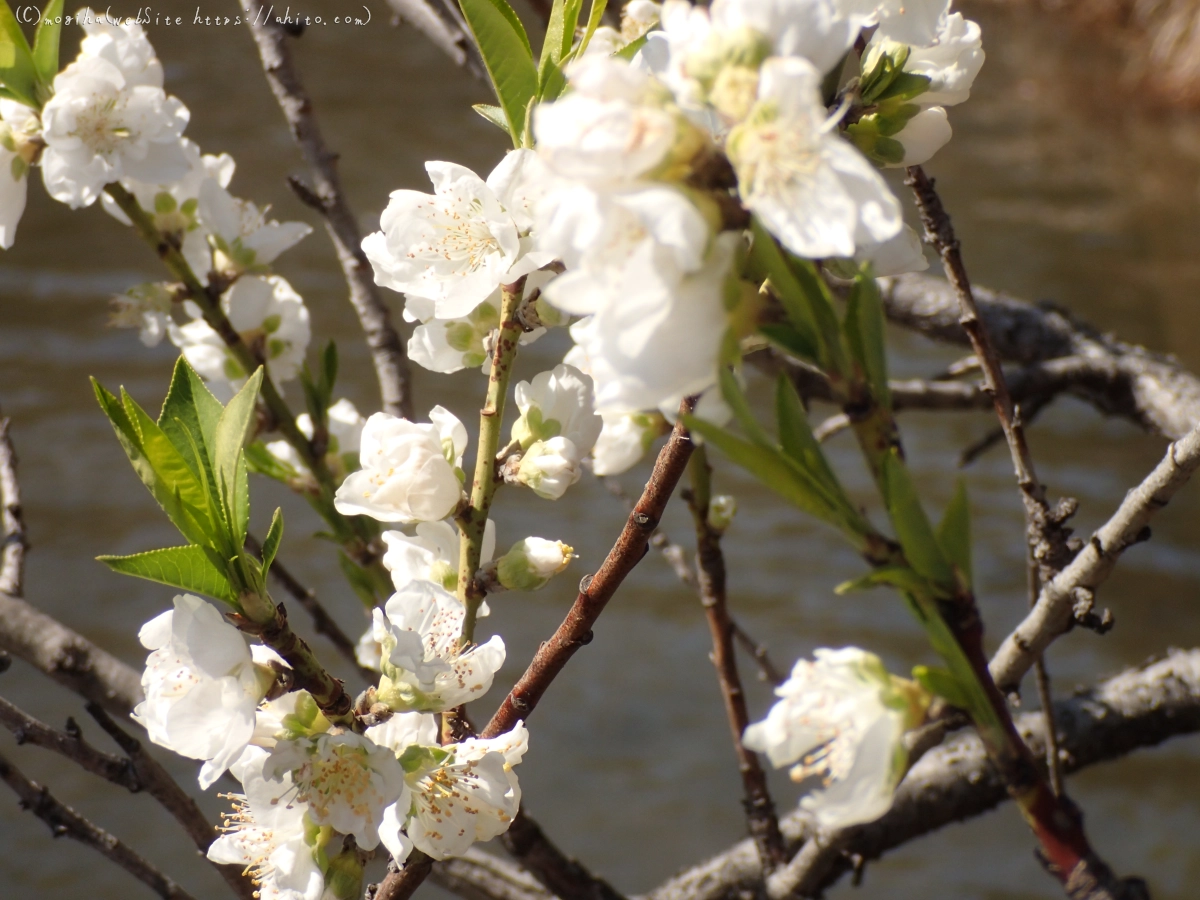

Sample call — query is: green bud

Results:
[707,494,737,534]
[324,846,365,900]
[496,537,575,591]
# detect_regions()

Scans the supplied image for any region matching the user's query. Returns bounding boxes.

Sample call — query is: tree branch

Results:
[239,1,415,420]
[432,848,553,900]
[991,418,1200,691]
[648,649,1200,900]
[0,409,26,597]
[0,749,198,900]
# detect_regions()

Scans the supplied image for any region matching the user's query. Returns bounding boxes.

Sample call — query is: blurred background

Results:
[1,2,1199,897]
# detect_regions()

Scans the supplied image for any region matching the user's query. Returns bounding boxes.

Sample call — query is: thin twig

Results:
[239,1,415,420]
[432,847,553,900]
[685,446,785,870]
[0,695,136,788]
[992,418,1200,691]
[375,399,700,900]
[244,534,372,682]
[907,165,1073,808]
[501,809,628,900]
[729,621,785,686]
[0,749,198,900]
[0,409,27,597]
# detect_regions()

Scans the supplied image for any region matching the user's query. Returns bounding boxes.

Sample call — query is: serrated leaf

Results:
[214,367,261,505]
[684,414,847,530]
[575,0,608,56]
[844,270,891,410]
[122,386,213,531]
[458,0,537,143]
[473,103,512,134]
[98,545,237,604]
[775,375,845,497]
[537,0,582,95]
[30,0,63,88]
[937,479,972,590]
[159,357,222,487]
[0,0,38,107]
[244,441,301,481]
[260,508,284,579]
[718,367,772,448]
[912,665,973,710]
[880,451,953,589]
[614,32,648,61]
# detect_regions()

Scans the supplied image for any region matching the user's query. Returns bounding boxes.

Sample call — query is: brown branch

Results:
[239,1,415,420]
[649,649,1200,900]
[0,589,142,717]
[0,749,198,900]
[244,533,372,681]
[375,399,700,900]
[0,695,136,788]
[684,447,785,870]
[502,809,628,900]
[991,418,1200,691]
[0,410,26,597]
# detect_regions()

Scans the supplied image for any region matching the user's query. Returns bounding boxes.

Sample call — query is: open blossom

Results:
[515,436,583,500]
[378,722,529,861]
[197,179,313,276]
[836,0,949,46]
[592,410,667,475]
[78,7,166,86]
[109,281,174,347]
[334,408,466,523]
[869,13,984,107]
[363,156,548,321]
[511,364,603,454]
[845,225,929,277]
[169,274,311,400]
[265,732,407,851]
[132,594,281,790]
[0,100,40,249]
[381,519,495,594]
[727,57,902,259]
[743,647,929,829]
[266,398,367,475]
[41,48,190,208]
[208,747,325,900]
[373,580,506,712]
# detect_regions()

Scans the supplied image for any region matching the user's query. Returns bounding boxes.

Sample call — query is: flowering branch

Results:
[458,277,527,644]
[685,446,786,870]
[0,409,25,597]
[991,417,1200,691]
[0,749,198,900]
[238,1,416,420]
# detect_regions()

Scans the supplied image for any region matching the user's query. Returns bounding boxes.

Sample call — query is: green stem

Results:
[104,183,386,587]
[457,278,526,645]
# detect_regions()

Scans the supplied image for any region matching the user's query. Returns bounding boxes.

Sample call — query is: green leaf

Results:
[774,375,844,496]
[213,369,262,547]
[880,450,953,589]
[472,103,512,135]
[0,1,37,107]
[835,565,939,597]
[912,665,973,710]
[759,322,819,364]
[685,414,847,530]
[159,357,222,487]
[718,367,772,448]
[614,32,648,61]
[575,0,609,56]
[458,0,538,143]
[843,271,891,410]
[937,479,973,590]
[244,440,301,481]
[747,217,845,377]
[537,0,582,96]
[98,545,238,605]
[260,508,284,579]
[30,0,63,88]
[338,551,380,608]
[873,71,931,103]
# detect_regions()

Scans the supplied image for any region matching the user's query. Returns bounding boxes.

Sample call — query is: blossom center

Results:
[71,93,132,157]
[294,744,377,822]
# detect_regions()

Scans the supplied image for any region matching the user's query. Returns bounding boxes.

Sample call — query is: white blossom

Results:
[511,364,603,454]
[208,747,325,900]
[836,0,949,46]
[197,178,313,276]
[848,224,929,276]
[591,411,666,475]
[373,580,506,712]
[41,53,189,208]
[362,158,547,321]
[515,436,583,500]
[892,106,953,166]
[399,722,529,860]
[0,100,38,249]
[381,519,496,595]
[77,8,165,87]
[495,538,575,591]
[265,732,407,851]
[109,281,174,347]
[743,647,929,829]
[727,56,902,259]
[169,274,311,401]
[249,690,329,752]
[266,398,367,475]
[334,408,466,523]
[131,594,280,790]
[867,13,984,108]
[622,0,662,39]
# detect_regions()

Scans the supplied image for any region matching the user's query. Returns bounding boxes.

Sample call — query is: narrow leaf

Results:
[937,479,973,589]
[575,0,608,57]
[0,0,37,107]
[122,388,213,533]
[31,0,63,87]
[537,0,582,93]
[912,665,973,710]
[614,33,648,61]
[774,375,844,496]
[260,508,284,579]
[159,357,222,487]
[339,551,380,608]
[214,369,263,507]
[458,0,538,142]
[844,271,891,410]
[473,103,512,135]
[880,451,953,589]
[718,368,772,448]
[835,566,937,597]
[98,545,237,605]
[759,322,819,364]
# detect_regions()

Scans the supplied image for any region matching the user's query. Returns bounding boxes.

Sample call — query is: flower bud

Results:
[324,844,366,900]
[496,538,575,591]
[706,494,737,534]
[516,437,582,500]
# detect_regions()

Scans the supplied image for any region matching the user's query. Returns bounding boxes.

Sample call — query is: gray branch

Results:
[647,649,1200,900]
[0,409,27,597]
[432,849,554,900]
